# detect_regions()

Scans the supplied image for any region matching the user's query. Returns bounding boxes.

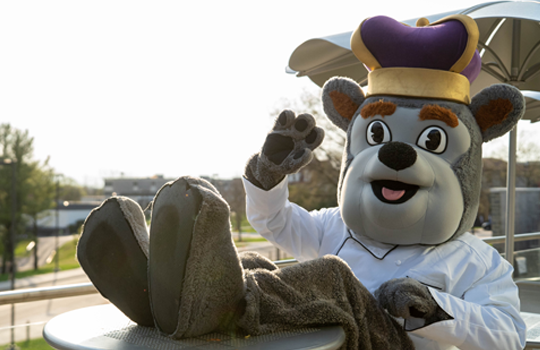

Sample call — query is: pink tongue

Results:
[382,187,405,201]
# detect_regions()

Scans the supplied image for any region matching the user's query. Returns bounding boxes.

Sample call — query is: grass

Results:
[1,337,53,350]
[14,239,33,258]
[0,237,80,282]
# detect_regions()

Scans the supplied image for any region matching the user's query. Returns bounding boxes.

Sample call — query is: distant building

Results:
[36,201,101,236]
[201,176,233,193]
[103,175,175,209]
[490,188,540,237]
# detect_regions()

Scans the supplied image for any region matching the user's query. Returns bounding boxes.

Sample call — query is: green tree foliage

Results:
[224,178,246,241]
[288,157,339,211]
[25,159,56,270]
[59,177,87,201]
[0,124,56,273]
[210,178,246,241]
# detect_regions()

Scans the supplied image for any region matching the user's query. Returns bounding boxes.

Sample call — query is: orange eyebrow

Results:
[419,105,459,128]
[360,100,397,119]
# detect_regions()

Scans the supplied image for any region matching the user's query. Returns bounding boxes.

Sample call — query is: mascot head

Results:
[322,15,525,245]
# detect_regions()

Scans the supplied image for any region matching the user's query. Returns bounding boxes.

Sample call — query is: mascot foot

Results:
[77,197,153,327]
[148,176,245,338]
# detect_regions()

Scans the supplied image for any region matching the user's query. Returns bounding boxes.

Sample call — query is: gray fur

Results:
[244,153,286,190]
[375,278,452,326]
[469,84,525,143]
[116,196,149,258]
[239,251,278,271]
[448,104,484,243]
[244,110,325,190]
[238,254,414,350]
[153,176,246,338]
[322,77,366,131]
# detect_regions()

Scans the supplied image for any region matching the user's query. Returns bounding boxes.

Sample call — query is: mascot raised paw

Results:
[78,13,526,350]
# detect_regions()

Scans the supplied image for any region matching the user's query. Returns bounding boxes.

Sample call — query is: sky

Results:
[1,0,539,188]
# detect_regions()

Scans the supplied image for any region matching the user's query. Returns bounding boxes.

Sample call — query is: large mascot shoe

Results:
[148,176,245,338]
[77,197,154,327]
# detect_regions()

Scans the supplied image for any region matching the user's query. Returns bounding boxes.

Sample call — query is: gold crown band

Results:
[366,68,471,105]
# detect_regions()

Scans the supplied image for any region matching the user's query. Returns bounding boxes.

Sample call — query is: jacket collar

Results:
[348,230,399,260]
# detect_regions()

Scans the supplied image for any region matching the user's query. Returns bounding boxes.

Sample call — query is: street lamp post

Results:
[1,158,17,350]
[54,174,63,273]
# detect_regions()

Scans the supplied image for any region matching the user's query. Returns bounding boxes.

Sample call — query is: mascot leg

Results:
[77,197,154,327]
[147,176,245,338]
[239,255,414,350]
[79,177,413,349]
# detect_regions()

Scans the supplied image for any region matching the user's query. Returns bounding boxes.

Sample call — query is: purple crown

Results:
[359,16,481,83]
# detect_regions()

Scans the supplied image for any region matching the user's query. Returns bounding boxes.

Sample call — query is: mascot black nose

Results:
[378,141,417,171]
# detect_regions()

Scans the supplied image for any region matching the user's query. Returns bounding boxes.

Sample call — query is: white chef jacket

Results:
[243,177,527,350]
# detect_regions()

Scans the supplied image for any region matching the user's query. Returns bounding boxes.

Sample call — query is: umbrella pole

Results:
[504,19,522,269]
[505,127,517,268]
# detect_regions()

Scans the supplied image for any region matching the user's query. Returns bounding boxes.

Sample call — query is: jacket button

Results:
[395,260,402,266]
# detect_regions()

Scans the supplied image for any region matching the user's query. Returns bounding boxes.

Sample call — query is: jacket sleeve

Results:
[242,176,326,262]
[410,258,527,350]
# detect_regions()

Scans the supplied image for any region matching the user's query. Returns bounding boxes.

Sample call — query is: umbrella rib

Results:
[480,19,506,49]
[522,63,540,81]
[478,41,511,80]
[481,64,506,82]
[518,40,540,81]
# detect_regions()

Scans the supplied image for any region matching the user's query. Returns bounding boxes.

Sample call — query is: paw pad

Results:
[261,110,325,171]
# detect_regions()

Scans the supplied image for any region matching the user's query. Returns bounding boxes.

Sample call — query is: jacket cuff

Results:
[408,288,465,346]
[243,176,289,215]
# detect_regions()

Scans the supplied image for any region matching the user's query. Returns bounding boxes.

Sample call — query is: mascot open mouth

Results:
[371,180,419,204]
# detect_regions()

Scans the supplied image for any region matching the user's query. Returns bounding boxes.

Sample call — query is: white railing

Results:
[0,259,299,305]
[482,232,540,245]
[1,233,539,306]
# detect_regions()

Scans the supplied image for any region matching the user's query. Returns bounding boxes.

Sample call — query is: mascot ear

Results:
[469,84,525,143]
[322,77,366,131]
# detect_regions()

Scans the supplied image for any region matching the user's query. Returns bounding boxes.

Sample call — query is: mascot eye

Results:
[366,121,391,145]
[417,127,447,154]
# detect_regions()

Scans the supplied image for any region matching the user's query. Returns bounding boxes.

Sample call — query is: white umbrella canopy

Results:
[287,1,540,118]
[287,0,540,267]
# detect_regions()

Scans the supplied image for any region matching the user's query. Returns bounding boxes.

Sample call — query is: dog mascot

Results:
[78,14,526,350]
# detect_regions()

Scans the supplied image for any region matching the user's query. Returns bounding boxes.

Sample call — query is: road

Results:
[17,235,76,272]
[0,268,108,345]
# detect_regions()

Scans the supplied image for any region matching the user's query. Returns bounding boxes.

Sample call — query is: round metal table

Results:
[43,304,346,350]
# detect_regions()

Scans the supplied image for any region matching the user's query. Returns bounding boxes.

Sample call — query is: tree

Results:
[59,177,87,201]
[0,124,56,273]
[222,178,246,242]
[288,157,339,210]
[24,159,56,270]
[485,130,540,187]
[209,177,246,242]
